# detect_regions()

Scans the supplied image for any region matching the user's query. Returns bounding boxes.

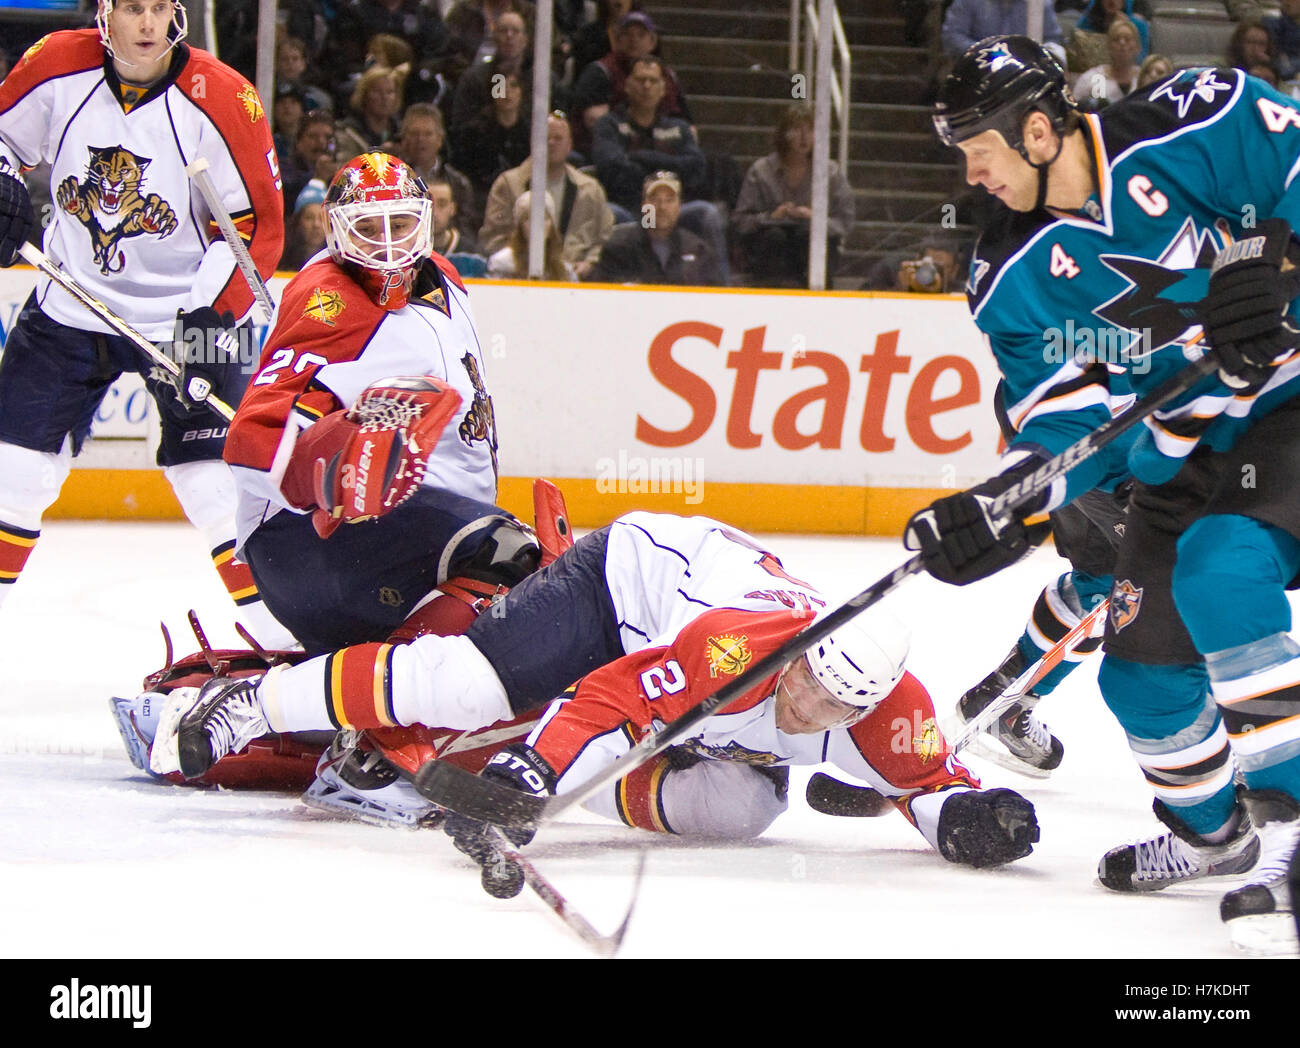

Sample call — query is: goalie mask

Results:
[325,153,434,309]
[97,0,189,69]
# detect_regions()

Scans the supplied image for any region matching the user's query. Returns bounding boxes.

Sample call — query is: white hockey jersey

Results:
[0,31,283,340]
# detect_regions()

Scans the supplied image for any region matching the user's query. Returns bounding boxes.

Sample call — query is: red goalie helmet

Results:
[324,152,434,309]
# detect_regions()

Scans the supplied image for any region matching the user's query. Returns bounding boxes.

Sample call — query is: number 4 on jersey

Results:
[1257,97,1300,133]
[1050,243,1080,279]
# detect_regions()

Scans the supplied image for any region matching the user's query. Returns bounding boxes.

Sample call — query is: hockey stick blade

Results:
[498,831,646,957]
[805,773,895,817]
[416,760,546,829]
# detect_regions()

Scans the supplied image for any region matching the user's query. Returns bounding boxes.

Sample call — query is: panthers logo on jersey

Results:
[56,146,178,274]
[457,352,499,475]
[706,633,752,678]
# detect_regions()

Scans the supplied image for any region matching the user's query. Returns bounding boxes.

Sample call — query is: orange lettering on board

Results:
[636,321,721,447]
[906,355,980,453]
[772,350,849,450]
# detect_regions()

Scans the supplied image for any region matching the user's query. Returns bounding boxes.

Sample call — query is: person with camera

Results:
[281,111,344,220]
[730,103,855,288]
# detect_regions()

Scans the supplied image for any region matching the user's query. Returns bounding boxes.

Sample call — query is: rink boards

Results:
[0,269,1003,534]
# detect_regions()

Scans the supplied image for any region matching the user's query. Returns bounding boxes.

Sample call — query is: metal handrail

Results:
[789,0,851,171]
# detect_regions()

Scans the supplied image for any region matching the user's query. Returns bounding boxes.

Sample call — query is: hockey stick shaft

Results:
[185,158,276,325]
[492,829,645,957]
[17,241,236,422]
[416,350,1224,830]
[947,597,1109,753]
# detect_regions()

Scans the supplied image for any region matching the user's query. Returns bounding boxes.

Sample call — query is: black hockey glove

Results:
[937,788,1040,868]
[173,307,239,409]
[1202,218,1300,388]
[442,743,556,900]
[904,457,1052,586]
[0,168,35,268]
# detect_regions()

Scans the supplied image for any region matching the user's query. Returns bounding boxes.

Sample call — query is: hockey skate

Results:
[950,647,1064,778]
[1098,799,1260,893]
[1220,790,1299,956]
[302,731,443,830]
[108,692,169,775]
[149,676,268,779]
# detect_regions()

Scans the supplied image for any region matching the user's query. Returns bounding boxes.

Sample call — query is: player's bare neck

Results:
[113,59,167,89]
[1043,130,1096,214]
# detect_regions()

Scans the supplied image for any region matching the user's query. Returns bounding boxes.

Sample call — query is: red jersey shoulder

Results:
[429,251,466,293]
[270,258,385,356]
[673,606,811,712]
[175,47,271,141]
[1,30,102,106]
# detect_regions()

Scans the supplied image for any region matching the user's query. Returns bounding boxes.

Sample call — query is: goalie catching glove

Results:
[282,376,462,538]
[905,455,1052,586]
[1202,217,1300,388]
[442,743,556,899]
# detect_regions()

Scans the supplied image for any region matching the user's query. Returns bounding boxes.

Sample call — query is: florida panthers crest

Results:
[57,145,178,274]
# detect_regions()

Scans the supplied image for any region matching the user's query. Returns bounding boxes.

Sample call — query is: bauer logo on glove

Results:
[282,376,463,538]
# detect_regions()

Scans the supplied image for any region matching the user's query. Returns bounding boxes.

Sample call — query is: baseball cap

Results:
[642,170,681,197]
[619,11,658,33]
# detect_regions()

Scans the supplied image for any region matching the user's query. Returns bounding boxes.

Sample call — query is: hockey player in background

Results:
[0,0,292,646]
[909,35,1300,954]
[109,149,543,802]
[144,512,1040,891]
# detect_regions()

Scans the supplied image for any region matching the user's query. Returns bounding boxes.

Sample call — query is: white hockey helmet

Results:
[804,610,911,715]
[97,1,189,65]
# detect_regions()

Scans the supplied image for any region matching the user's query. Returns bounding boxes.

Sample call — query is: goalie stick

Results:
[16,242,236,422]
[805,599,1109,817]
[413,348,1222,832]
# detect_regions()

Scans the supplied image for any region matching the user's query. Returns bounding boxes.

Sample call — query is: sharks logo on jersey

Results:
[56,146,178,274]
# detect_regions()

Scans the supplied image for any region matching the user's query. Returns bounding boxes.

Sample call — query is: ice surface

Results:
[1,521,1293,960]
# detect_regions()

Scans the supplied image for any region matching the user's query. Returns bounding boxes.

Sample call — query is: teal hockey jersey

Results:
[966,66,1300,500]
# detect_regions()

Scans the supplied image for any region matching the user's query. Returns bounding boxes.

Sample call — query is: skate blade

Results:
[301,778,440,831]
[1227,912,1299,957]
[958,731,1054,780]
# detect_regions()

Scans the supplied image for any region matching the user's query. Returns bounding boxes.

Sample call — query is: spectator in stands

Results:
[450,10,565,153]
[452,72,534,209]
[334,66,403,160]
[1067,0,1149,72]
[591,56,727,278]
[1074,15,1142,108]
[327,0,450,84]
[570,0,643,73]
[429,175,481,259]
[395,103,481,239]
[1266,0,1300,83]
[588,171,724,286]
[273,86,306,163]
[1138,53,1174,88]
[730,103,855,289]
[1227,20,1279,81]
[942,0,1068,67]
[487,191,576,280]
[281,181,329,272]
[479,112,615,278]
[863,233,965,294]
[445,0,536,74]
[570,10,691,160]
[281,112,341,221]
[276,36,334,115]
